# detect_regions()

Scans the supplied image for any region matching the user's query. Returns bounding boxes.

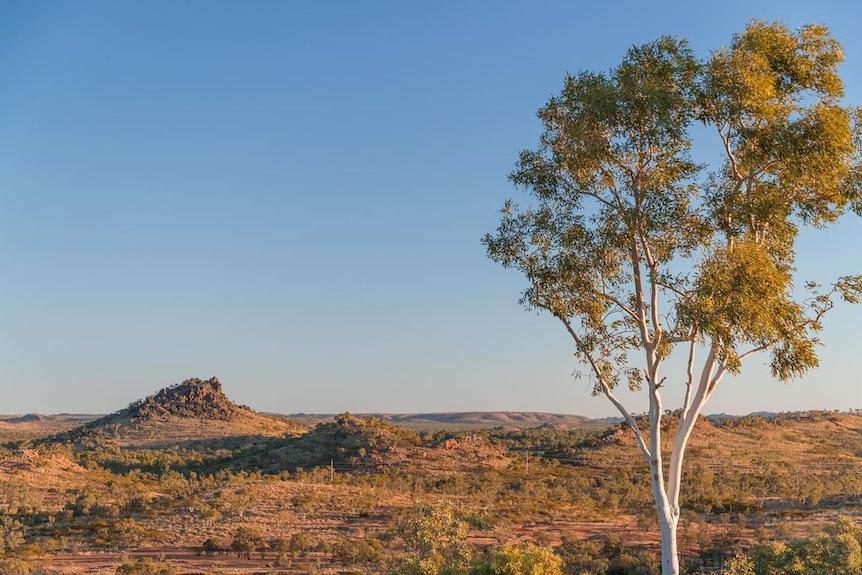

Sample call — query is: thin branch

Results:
[737,343,772,363]
[633,195,662,355]
[706,356,735,399]
[628,239,651,347]
[718,125,744,182]
[596,290,639,323]
[812,299,835,323]
[655,278,689,299]
[681,335,697,420]
[558,315,651,460]
[559,176,618,211]
[599,380,651,461]
[647,252,662,355]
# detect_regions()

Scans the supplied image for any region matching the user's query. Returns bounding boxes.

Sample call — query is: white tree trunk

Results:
[646,358,683,575]
[657,501,680,575]
[649,444,681,575]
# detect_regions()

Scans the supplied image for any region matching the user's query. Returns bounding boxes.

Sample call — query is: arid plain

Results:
[1,377,860,574]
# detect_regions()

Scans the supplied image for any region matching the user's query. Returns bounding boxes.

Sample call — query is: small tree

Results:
[484,21,862,575]
[230,526,260,560]
[396,500,472,575]
[201,537,220,557]
[475,542,563,575]
[115,556,177,575]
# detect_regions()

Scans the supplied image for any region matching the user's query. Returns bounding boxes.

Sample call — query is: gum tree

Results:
[484,21,861,575]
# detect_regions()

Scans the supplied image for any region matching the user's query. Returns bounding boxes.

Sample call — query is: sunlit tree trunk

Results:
[656,505,679,575]
[647,370,680,575]
[649,420,681,575]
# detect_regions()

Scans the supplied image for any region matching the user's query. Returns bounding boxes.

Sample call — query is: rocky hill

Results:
[125,377,250,421]
[41,377,300,448]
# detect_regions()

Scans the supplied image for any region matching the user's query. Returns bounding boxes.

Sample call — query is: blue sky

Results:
[2,1,860,417]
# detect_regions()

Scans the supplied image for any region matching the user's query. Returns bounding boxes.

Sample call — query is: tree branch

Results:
[560,176,618,212]
[718,125,744,182]
[667,343,719,510]
[680,335,697,420]
[596,290,640,324]
[737,343,771,363]
[599,380,652,461]
[557,315,651,460]
[648,255,663,356]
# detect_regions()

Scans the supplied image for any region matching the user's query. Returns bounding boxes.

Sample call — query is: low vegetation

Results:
[0,380,860,574]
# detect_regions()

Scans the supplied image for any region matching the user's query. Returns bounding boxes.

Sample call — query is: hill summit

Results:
[128,376,245,421]
[41,377,298,448]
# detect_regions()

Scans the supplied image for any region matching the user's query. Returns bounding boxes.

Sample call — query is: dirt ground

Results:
[33,547,304,574]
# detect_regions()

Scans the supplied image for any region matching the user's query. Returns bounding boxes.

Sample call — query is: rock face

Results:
[129,377,246,421]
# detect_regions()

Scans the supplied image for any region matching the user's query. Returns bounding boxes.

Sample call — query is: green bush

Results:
[332,535,382,565]
[725,517,862,575]
[115,556,177,575]
[473,542,563,575]
[556,533,658,575]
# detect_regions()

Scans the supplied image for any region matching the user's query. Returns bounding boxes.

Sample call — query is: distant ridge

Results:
[4,413,48,424]
[284,410,855,431]
[286,411,610,431]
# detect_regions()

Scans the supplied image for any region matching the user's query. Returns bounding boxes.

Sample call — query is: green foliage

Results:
[230,525,262,558]
[268,412,421,472]
[539,534,662,575]
[65,486,127,522]
[485,20,861,391]
[115,556,177,575]
[396,500,472,575]
[201,537,220,556]
[724,517,862,575]
[473,542,563,575]
[556,538,609,575]
[723,553,756,575]
[286,531,316,556]
[0,516,26,557]
[86,517,149,549]
[332,534,382,565]
[0,558,34,575]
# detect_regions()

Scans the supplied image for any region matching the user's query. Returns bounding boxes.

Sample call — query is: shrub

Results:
[473,542,563,575]
[726,517,862,575]
[115,556,177,575]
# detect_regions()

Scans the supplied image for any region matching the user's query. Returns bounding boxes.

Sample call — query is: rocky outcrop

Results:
[128,377,249,421]
[37,377,295,448]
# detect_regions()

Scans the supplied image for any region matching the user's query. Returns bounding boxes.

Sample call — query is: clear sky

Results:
[2,1,861,418]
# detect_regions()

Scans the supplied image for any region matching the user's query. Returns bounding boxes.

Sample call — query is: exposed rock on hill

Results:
[41,377,300,448]
[128,377,246,421]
